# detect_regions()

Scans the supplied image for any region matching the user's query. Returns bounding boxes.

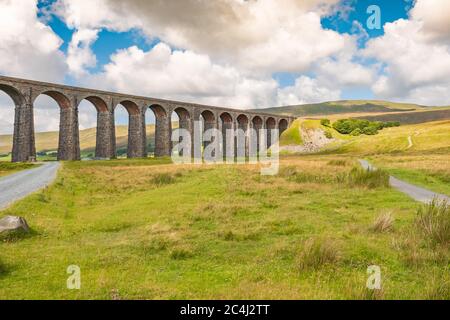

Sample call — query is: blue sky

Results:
[40,0,414,89]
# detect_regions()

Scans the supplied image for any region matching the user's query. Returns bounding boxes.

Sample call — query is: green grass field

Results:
[0,156,448,299]
[0,106,449,300]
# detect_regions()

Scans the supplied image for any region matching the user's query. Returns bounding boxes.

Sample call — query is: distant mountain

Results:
[256,100,431,117]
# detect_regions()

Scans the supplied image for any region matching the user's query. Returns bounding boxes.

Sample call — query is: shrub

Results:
[345,167,390,189]
[151,173,176,186]
[362,125,379,135]
[297,238,339,271]
[371,212,394,233]
[324,130,333,139]
[350,128,362,136]
[320,119,331,127]
[416,199,450,246]
[333,119,370,134]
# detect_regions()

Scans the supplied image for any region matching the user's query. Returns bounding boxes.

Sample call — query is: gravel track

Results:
[0,162,60,210]
[358,159,449,204]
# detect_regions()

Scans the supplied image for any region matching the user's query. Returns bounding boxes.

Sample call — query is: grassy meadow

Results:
[0,155,448,299]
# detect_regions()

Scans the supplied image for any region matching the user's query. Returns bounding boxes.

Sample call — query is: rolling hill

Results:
[0,125,156,156]
[256,100,437,117]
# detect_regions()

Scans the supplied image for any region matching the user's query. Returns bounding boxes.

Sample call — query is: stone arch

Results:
[0,84,24,106]
[33,90,79,161]
[33,90,71,109]
[266,117,276,148]
[172,107,192,156]
[200,109,215,151]
[0,84,28,162]
[76,95,112,159]
[251,115,263,154]
[220,112,233,159]
[147,104,170,157]
[279,118,288,136]
[82,96,108,112]
[114,100,146,158]
[236,114,249,158]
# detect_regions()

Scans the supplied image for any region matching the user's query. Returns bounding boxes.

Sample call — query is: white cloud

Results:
[67,29,99,77]
[277,76,341,106]
[409,0,450,43]
[52,0,346,74]
[0,0,66,82]
[360,0,450,105]
[85,43,279,108]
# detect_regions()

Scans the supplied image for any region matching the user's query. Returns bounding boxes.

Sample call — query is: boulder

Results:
[0,216,30,234]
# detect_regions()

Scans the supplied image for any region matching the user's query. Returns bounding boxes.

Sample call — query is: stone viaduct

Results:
[0,75,295,162]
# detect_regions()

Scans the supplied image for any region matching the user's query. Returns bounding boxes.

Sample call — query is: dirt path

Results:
[0,162,60,210]
[358,159,449,204]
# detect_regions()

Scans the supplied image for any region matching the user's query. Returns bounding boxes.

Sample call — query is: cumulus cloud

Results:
[409,0,450,43]
[85,43,279,108]
[0,0,66,82]
[363,0,450,105]
[52,0,345,74]
[277,76,341,106]
[67,29,99,77]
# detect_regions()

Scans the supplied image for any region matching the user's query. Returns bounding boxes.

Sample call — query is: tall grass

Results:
[297,238,339,271]
[150,173,176,186]
[371,212,394,233]
[342,167,390,189]
[416,199,450,246]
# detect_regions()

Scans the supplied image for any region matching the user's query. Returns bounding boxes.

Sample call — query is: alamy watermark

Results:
[67,265,81,290]
[366,265,381,290]
[171,121,280,175]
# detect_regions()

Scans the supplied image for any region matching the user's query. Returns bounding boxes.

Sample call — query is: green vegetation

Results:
[343,167,390,189]
[332,119,400,136]
[297,238,339,271]
[320,119,331,127]
[2,156,448,299]
[0,162,36,177]
[334,121,450,155]
[416,199,449,246]
[279,119,303,145]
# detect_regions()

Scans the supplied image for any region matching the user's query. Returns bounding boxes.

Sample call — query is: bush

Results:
[333,119,370,134]
[320,119,331,127]
[324,130,333,139]
[297,238,339,271]
[332,118,396,136]
[362,125,379,135]
[345,167,390,189]
[416,199,450,246]
[350,128,362,136]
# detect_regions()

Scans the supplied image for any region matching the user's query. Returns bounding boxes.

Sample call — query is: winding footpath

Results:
[358,159,449,204]
[0,162,60,210]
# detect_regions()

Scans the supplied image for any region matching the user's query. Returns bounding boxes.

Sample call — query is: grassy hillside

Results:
[2,156,449,299]
[333,120,450,155]
[258,100,429,117]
